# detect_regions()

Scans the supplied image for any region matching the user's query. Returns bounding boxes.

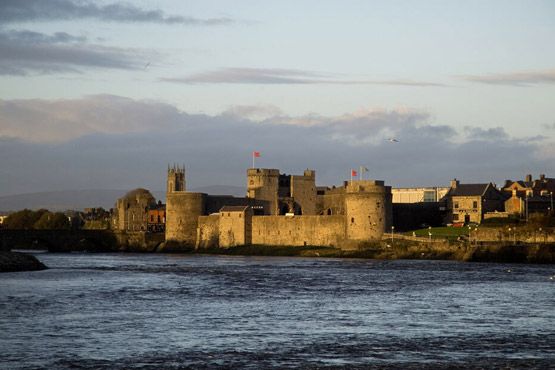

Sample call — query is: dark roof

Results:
[516,180,533,188]
[449,183,490,197]
[123,188,154,199]
[220,205,249,212]
[524,195,552,202]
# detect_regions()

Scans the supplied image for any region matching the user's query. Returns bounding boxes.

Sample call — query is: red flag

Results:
[253,151,261,158]
[351,169,357,177]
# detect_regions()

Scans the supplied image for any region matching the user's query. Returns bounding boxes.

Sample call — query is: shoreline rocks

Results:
[0,251,47,272]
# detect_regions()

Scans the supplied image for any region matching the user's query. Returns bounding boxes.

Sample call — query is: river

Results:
[1,253,554,369]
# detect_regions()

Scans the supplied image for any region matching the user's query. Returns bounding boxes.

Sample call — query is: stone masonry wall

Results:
[290,172,316,215]
[196,215,220,249]
[251,215,345,247]
[165,192,205,245]
[219,209,252,248]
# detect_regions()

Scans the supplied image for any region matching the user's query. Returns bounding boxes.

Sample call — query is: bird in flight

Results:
[387,138,399,143]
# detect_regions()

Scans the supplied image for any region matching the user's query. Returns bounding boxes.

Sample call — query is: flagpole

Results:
[252,152,255,168]
[359,166,362,180]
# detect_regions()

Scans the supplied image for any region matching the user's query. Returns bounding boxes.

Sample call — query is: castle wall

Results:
[251,215,345,247]
[290,170,317,215]
[165,192,206,245]
[196,215,220,249]
[219,208,253,248]
[318,190,346,215]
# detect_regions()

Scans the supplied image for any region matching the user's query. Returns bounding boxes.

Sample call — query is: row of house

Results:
[393,174,555,224]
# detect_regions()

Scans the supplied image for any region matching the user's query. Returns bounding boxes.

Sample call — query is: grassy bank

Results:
[194,241,555,264]
[406,226,470,241]
[195,241,463,261]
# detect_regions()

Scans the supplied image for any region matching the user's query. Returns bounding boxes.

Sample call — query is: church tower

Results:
[167,164,185,193]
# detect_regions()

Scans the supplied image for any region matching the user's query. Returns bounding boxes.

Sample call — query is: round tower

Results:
[345,180,389,241]
[246,168,280,215]
[165,192,206,246]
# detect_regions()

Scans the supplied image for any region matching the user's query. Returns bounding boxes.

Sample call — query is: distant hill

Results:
[0,185,245,212]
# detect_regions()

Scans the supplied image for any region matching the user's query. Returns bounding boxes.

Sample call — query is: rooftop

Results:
[449,184,490,197]
[220,205,250,212]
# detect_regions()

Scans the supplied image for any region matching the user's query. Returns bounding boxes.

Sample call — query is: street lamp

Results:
[428,226,432,243]
[525,193,529,222]
[391,226,395,243]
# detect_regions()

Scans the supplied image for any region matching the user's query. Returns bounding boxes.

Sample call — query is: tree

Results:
[34,212,70,230]
[3,209,48,229]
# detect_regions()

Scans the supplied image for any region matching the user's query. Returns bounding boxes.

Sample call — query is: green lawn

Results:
[405,226,470,240]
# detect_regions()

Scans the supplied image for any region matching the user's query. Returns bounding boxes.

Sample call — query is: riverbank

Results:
[0,251,47,272]
[194,242,555,264]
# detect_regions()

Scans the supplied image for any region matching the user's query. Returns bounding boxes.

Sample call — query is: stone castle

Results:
[165,165,392,250]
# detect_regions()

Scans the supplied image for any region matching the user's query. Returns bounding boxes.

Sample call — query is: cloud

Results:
[464,126,509,141]
[0,0,233,25]
[162,67,446,86]
[0,95,183,142]
[0,29,145,75]
[1,29,87,43]
[224,104,284,121]
[460,68,555,86]
[0,95,553,197]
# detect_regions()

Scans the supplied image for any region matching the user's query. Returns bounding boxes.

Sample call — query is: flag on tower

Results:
[351,169,358,177]
[252,151,261,168]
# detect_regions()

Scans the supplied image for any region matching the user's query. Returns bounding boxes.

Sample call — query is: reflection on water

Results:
[1,253,554,369]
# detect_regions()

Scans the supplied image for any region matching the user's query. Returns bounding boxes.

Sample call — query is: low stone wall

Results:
[474,227,555,243]
[113,231,165,252]
[251,215,345,247]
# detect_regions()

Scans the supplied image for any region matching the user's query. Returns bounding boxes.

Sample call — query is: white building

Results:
[392,187,449,203]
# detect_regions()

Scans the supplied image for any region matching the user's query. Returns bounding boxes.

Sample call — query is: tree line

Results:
[2,209,70,230]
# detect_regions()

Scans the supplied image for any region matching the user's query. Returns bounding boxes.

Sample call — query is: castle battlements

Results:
[165,165,392,250]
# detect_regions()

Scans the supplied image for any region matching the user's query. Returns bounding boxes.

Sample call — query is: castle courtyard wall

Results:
[219,208,252,248]
[196,215,220,249]
[250,215,345,247]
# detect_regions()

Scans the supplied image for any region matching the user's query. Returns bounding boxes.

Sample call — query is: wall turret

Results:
[246,168,280,215]
[344,180,390,242]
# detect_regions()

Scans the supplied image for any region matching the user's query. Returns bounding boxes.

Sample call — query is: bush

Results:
[527,213,555,227]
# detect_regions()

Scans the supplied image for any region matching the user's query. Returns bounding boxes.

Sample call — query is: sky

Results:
[0,0,554,196]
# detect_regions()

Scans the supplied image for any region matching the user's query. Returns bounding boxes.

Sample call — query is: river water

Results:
[1,253,555,369]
